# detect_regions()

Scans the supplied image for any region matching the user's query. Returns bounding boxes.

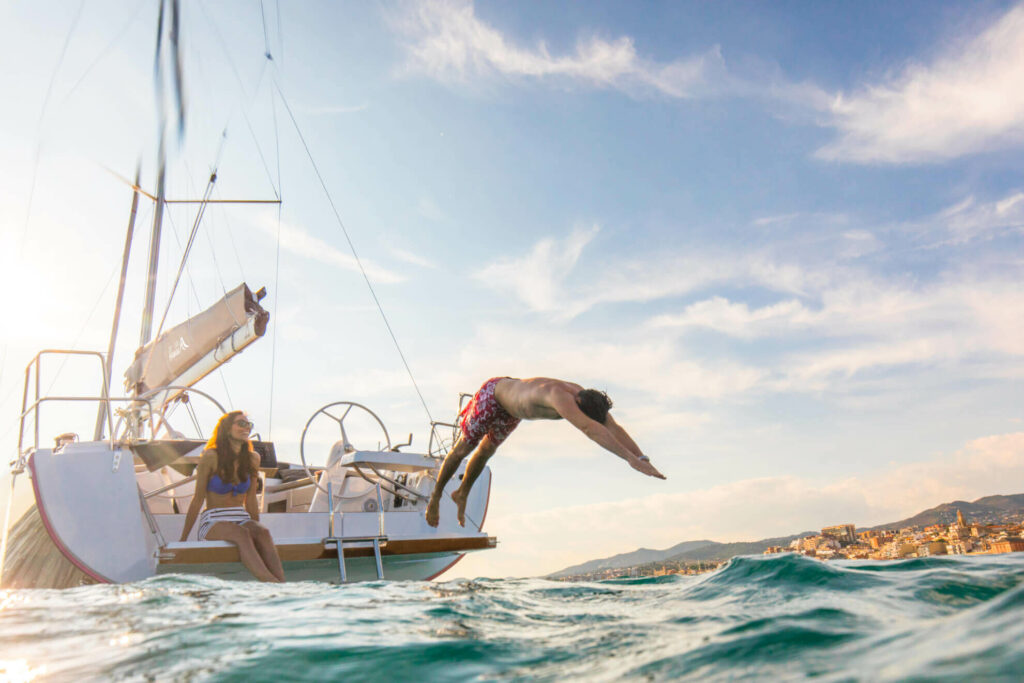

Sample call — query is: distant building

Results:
[896,543,918,559]
[917,541,947,557]
[957,508,966,527]
[949,539,974,555]
[991,538,1024,554]
[822,524,856,545]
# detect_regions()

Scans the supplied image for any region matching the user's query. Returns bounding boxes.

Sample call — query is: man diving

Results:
[425,377,665,527]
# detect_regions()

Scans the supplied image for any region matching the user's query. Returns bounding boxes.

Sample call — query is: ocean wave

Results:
[1,553,1023,681]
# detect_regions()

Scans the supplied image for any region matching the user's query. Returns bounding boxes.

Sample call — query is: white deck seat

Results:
[339,450,438,473]
[164,538,323,551]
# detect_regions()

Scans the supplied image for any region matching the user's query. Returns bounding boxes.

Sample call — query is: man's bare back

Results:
[424,376,666,528]
[493,377,582,421]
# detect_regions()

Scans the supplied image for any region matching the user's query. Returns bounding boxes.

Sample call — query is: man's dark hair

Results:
[576,389,613,424]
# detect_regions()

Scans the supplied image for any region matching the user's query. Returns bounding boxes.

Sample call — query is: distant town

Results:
[556,507,1024,582]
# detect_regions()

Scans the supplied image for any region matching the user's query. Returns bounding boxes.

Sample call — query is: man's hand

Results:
[629,455,666,479]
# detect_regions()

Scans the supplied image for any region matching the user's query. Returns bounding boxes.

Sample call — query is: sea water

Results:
[2,553,1023,681]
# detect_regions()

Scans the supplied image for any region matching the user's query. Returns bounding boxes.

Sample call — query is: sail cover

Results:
[125,283,269,397]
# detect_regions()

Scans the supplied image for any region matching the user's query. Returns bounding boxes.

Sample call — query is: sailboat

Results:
[0,2,495,587]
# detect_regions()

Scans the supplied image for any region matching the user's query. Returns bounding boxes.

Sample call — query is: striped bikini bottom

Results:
[197,507,253,540]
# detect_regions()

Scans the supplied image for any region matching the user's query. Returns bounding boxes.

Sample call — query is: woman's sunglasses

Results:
[234,419,254,430]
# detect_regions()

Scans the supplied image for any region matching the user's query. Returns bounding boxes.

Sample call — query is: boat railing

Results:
[14,349,157,472]
[426,391,474,458]
[428,420,458,458]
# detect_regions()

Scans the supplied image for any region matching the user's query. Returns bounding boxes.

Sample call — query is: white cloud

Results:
[475,226,828,318]
[471,218,1024,392]
[392,0,724,98]
[927,190,1024,244]
[818,5,1024,163]
[250,213,405,284]
[750,211,853,230]
[651,296,813,338]
[466,431,1024,576]
[389,247,437,269]
[455,323,765,401]
[474,224,599,312]
[415,196,447,223]
[651,274,1024,386]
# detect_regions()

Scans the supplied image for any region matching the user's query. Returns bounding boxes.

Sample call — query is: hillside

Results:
[663,534,810,564]
[865,494,1024,531]
[548,540,714,578]
[548,493,1024,578]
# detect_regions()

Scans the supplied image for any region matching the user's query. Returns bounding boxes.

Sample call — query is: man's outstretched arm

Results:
[604,414,643,459]
[549,391,665,479]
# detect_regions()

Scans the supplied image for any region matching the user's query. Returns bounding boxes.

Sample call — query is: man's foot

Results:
[451,490,468,527]
[425,498,440,527]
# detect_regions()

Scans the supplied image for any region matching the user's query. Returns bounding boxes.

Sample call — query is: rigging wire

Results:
[9,198,155,429]
[162,206,207,315]
[160,194,236,410]
[275,0,284,67]
[262,2,284,438]
[150,141,223,347]
[184,399,202,436]
[214,188,248,285]
[181,158,226,296]
[4,1,87,399]
[238,74,280,199]
[60,2,146,105]
[271,79,436,425]
[197,2,278,198]
[268,68,284,439]
[150,4,280,416]
[259,0,273,60]
[195,178,231,297]
[17,0,85,256]
[42,263,121,399]
[200,2,285,433]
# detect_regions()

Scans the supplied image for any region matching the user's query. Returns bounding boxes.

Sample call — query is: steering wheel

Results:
[113,385,227,441]
[145,385,227,440]
[299,401,391,494]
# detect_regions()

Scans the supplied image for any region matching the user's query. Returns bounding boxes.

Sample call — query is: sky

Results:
[2,0,1024,579]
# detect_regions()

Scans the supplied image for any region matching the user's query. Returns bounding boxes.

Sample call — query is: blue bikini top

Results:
[208,473,251,495]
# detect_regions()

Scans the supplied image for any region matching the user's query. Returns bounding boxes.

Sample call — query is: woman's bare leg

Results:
[205,522,281,582]
[425,436,473,527]
[244,521,286,582]
[451,435,497,527]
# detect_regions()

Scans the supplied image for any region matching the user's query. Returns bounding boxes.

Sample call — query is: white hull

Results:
[1,441,493,587]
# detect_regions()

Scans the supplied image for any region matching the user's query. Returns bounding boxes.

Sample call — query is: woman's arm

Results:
[179,451,213,542]
[244,451,261,521]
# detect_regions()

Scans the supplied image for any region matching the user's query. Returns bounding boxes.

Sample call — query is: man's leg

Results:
[425,435,474,527]
[452,435,498,527]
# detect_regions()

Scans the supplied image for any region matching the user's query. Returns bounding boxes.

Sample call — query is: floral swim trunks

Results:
[458,377,521,448]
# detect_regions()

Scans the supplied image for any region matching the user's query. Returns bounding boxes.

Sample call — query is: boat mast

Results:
[138,155,166,351]
[93,166,143,440]
[139,0,177,360]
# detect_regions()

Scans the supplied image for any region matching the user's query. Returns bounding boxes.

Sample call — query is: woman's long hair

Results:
[206,410,257,485]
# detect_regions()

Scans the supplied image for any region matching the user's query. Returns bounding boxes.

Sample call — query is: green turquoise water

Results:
[2,553,1024,681]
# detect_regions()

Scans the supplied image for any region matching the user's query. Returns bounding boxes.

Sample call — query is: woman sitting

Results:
[179,410,285,582]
